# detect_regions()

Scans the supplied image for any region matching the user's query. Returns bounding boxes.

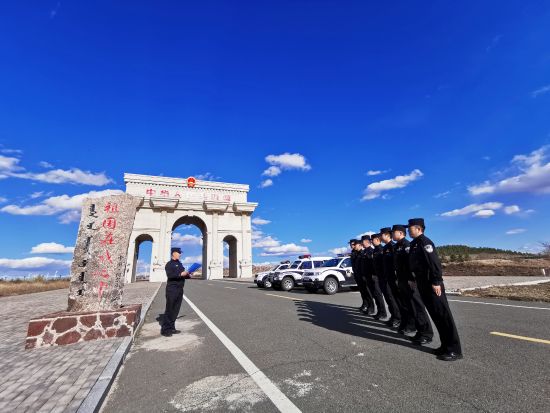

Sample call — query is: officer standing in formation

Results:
[359,235,386,320]
[349,239,375,314]
[371,233,401,327]
[349,219,463,361]
[161,247,191,337]
[408,218,463,361]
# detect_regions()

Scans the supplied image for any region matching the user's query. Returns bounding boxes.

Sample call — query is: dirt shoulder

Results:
[462,281,550,303]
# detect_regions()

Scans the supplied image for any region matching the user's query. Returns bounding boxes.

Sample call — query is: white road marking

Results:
[224,287,237,290]
[449,299,550,311]
[265,293,305,302]
[182,294,301,413]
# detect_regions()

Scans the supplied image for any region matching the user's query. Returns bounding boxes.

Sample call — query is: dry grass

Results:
[0,279,70,297]
[462,281,550,303]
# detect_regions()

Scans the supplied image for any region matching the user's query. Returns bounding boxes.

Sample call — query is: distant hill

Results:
[439,245,534,257]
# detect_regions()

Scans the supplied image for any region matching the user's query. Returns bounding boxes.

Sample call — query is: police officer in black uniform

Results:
[392,224,433,343]
[360,235,387,320]
[161,247,190,337]
[372,233,400,326]
[408,218,463,361]
[380,227,405,328]
[349,239,375,314]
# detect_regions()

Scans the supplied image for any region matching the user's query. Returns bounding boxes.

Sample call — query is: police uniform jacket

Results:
[394,238,414,282]
[409,234,444,286]
[165,259,186,285]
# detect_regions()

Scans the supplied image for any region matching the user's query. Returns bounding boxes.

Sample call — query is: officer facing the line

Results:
[408,218,463,361]
[161,247,191,337]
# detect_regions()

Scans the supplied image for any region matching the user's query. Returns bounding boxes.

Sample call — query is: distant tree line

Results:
[438,244,538,263]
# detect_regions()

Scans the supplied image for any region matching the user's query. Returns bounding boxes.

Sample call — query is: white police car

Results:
[272,255,332,291]
[254,261,291,288]
[302,254,355,295]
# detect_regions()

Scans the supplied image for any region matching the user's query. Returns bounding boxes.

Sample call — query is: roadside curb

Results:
[77,282,162,413]
[448,278,550,296]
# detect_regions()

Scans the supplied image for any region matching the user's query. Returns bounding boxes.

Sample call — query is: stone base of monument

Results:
[25,304,142,349]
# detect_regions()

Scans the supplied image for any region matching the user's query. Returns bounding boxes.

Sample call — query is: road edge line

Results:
[77,282,163,413]
[182,294,301,413]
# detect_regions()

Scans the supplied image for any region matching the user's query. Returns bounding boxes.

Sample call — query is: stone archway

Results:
[223,234,238,278]
[172,215,208,280]
[124,173,257,282]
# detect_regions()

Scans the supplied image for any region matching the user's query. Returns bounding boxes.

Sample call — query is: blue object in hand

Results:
[187,263,201,274]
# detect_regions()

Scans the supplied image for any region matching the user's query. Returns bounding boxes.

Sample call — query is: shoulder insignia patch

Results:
[424,244,434,253]
[405,247,410,253]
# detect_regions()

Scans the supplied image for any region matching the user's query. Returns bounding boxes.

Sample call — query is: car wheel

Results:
[264,279,272,289]
[323,277,339,295]
[281,276,295,291]
[305,286,317,293]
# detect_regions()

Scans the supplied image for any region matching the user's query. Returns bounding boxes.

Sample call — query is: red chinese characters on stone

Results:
[146,188,155,196]
[223,195,231,202]
[104,202,119,213]
[100,232,115,245]
[102,217,117,230]
[160,190,169,197]
[99,250,113,264]
[98,281,108,299]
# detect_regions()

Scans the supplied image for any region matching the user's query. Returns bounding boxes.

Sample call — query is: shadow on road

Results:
[294,300,434,354]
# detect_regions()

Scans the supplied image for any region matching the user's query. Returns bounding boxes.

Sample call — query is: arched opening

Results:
[132,234,154,282]
[172,216,208,280]
[223,235,238,278]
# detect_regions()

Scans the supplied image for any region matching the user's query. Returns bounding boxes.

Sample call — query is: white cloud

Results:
[265,153,311,171]
[259,179,273,188]
[506,228,526,235]
[362,169,423,201]
[181,255,202,265]
[434,190,451,199]
[0,196,7,203]
[0,148,23,155]
[532,85,550,98]
[329,247,349,255]
[504,205,521,215]
[39,161,54,169]
[172,233,203,246]
[0,189,124,223]
[260,243,309,257]
[196,172,218,181]
[10,168,113,186]
[469,145,550,196]
[440,202,503,217]
[300,238,312,243]
[0,257,71,270]
[262,166,281,177]
[253,235,280,248]
[474,209,495,218]
[30,242,74,254]
[30,191,45,199]
[252,217,271,225]
[0,155,22,172]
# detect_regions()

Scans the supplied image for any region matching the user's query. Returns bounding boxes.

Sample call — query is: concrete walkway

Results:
[0,282,160,413]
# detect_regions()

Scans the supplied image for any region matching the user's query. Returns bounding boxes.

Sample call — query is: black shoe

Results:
[359,305,368,312]
[411,337,433,345]
[385,318,395,326]
[374,312,387,320]
[161,331,173,337]
[170,329,181,334]
[398,328,416,335]
[367,308,377,316]
[437,352,463,361]
[391,319,401,328]
[432,347,445,356]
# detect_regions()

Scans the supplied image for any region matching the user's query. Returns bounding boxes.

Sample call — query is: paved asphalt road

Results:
[103,280,550,413]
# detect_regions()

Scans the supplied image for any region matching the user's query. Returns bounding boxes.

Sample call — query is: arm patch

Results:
[424,244,434,253]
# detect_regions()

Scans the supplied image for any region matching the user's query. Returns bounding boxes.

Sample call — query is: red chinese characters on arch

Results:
[143,187,232,203]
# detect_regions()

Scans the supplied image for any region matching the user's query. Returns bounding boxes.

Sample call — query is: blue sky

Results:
[1,1,549,277]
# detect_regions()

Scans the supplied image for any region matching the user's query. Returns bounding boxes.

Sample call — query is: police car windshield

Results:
[301,261,313,269]
[277,264,289,271]
[322,258,340,267]
[289,261,301,269]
